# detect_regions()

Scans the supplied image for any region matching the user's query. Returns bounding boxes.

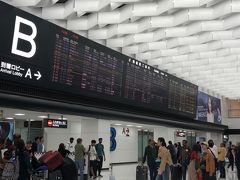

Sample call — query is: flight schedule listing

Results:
[52,30,124,97]
[124,58,168,108]
[124,58,197,116]
[168,79,197,115]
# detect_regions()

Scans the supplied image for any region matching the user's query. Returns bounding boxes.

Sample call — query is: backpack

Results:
[2,161,16,180]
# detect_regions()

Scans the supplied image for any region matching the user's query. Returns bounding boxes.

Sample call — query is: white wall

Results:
[154,126,175,143]
[229,135,240,145]
[110,126,138,164]
[44,121,81,151]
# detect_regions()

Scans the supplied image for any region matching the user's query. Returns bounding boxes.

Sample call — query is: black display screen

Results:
[0,1,197,118]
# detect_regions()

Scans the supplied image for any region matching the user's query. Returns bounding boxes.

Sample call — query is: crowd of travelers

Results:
[0,134,105,180]
[143,138,240,180]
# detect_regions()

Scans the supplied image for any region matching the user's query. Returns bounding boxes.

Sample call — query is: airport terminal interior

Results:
[0,0,240,180]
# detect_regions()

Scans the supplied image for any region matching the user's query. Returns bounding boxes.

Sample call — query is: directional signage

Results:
[0,60,41,80]
[43,119,68,129]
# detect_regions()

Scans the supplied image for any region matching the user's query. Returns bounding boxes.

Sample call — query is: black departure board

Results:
[124,58,197,116]
[52,29,124,97]
[124,58,168,109]
[0,1,198,118]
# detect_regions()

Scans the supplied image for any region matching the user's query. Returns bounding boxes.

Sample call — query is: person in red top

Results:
[188,144,202,180]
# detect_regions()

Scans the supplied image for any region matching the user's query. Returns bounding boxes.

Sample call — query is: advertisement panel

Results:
[196,91,221,124]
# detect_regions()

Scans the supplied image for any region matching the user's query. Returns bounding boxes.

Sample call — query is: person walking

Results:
[188,144,201,180]
[156,137,172,180]
[167,141,177,164]
[201,142,216,180]
[15,139,32,180]
[227,145,236,172]
[37,137,44,153]
[75,138,85,180]
[236,143,240,180]
[218,143,226,178]
[31,137,39,153]
[180,140,191,180]
[67,137,75,154]
[95,138,105,177]
[89,140,98,179]
[142,139,158,180]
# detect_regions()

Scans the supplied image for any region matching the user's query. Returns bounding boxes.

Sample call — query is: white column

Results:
[81,118,110,169]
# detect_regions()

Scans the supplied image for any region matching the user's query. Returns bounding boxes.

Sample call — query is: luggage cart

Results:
[30,166,48,180]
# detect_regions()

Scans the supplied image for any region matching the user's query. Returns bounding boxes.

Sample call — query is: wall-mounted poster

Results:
[196,91,222,124]
[0,121,14,143]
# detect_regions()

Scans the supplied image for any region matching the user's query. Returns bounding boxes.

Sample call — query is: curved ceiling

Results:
[3,0,240,99]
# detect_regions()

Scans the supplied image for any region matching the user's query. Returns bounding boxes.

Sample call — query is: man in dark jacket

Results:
[167,141,177,164]
[236,143,240,180]
[180,140,191,180]
[143,139,158,180]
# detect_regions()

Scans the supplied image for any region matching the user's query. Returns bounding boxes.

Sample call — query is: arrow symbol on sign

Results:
[34,71,41,80]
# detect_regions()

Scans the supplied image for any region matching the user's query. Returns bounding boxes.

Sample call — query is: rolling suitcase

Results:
[40,151,64,171]
[60,157,78,180]
[136,165,148,180]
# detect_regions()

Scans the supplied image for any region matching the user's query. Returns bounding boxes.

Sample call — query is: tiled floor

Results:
[85,164,239,180]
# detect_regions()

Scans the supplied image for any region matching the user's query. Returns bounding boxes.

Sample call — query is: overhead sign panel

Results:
[0,1,198,118]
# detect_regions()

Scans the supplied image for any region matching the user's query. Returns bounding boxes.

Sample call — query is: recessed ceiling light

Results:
[14,113,25,116]
[5,117,14,120]
[126,125,133,127]
[38,116,48,118]
[114,124,122,126]
[58,117,67,120]
[144,129,149,132]
[136,126,142,128]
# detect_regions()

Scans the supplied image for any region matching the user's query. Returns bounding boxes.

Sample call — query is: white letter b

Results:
[11,16,37,58]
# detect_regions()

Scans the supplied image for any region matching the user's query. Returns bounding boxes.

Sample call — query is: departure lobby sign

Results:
[0,1,198,119]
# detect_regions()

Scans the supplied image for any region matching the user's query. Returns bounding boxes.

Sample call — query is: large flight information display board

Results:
[0,1,197,118]
[52,29,124,97]
[124,58,197,116]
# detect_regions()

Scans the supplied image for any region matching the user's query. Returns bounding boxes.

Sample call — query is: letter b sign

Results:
[11,16,37,58]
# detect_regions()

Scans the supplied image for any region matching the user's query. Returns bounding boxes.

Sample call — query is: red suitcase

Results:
[39,151,53,163]
[40,151,64,171]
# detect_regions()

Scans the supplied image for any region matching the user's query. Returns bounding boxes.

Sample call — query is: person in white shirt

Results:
[89,140,98,179]
[67,137,74,154]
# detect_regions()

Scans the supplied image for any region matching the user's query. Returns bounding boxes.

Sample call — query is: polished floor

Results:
[84,164,239,180]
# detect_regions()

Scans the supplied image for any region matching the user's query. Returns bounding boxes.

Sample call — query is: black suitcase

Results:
[60,157,78,180]
[171,164,182,180]
[136,165,148,180]
[49,169,63,180]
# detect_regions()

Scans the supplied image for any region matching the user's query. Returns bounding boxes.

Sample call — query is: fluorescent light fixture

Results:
[126,125,133,127]
[144,129,149,132]
[5,117,14,120]
[136,126,142,128]
[58,117,67,120]
[114,124,122,126]
[14,113,25,116]
[38,116,48,118]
